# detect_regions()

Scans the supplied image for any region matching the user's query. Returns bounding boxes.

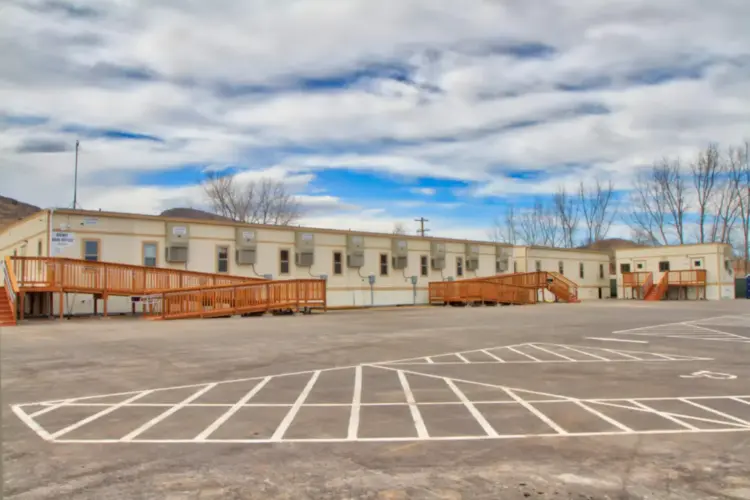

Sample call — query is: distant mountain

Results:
[160,207,236,222]
[0,195,41,230]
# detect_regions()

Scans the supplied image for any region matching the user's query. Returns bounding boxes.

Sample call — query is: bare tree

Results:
[392,222,408,235]
[203,172,302,225]
[517,198,560,247]
[629,159,689,245]
[655,158,689,244]
[553,186,579,248]
[707,147,742,244]
[517,201,543,246]
[579,178,617,245]
[690,144,721,243]
[490,205,518,245]
[728,141,750,275]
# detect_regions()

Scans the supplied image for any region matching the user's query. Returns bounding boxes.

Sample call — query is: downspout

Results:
[48,208,55,256]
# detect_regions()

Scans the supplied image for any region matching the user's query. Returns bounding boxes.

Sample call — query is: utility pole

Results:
[414,217,430,237]
[72,140,80,209]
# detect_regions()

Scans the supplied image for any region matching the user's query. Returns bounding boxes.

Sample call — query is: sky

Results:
[1,0,749,242]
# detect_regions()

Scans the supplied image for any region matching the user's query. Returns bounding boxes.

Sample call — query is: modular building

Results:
[0,209,617,316]
[615,243,736,301]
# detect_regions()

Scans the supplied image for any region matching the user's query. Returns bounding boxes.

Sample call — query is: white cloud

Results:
[1,0,749,241]
[410,187,436,196]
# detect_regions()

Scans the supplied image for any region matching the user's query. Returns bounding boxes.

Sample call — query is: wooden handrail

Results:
[429,280,537,306]
[667,269,707,285]
[641,272,654,298]
[142,278,327,320]
[2,256,19,322]
[623,272,651,287]
[10,256,263,296]
[646,273,669,301]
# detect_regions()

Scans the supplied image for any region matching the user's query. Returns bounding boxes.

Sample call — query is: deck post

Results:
[103,293,108,317]
[19,291,25,321]
[59,291,64,320]
[94,296,98,316]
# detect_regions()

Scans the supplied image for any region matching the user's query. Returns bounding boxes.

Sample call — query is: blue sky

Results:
[1,0,749,241]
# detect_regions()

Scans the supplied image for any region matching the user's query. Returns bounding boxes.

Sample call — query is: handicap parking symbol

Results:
[680,370,737,380]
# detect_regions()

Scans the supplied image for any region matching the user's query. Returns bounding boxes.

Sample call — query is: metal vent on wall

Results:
[236,248,256,265]
[392,256,408,270]
[347,252,364,268]
[466,258,479,271]
[431,257,445,270]
[296,252,314,267]
[165,246,188,263]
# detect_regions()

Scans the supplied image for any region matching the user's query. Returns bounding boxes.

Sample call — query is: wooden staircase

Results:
[645,273,668,301]
[1,256,18,327]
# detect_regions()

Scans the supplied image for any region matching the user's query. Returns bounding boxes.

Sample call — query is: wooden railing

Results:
[646,273,669,301]
[10,257,263,296]
[641,272,654,298]
[667,270,707,285]
[428,280,537,306]
[140,279,327,320]
[623,272,651,288]
[450,271,579,303]
[2,256,19,321]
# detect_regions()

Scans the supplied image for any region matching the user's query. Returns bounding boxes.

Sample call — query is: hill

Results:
[0,196,41,230]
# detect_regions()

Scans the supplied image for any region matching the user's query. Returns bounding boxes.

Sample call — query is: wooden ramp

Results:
[428,271,580,306]
[5,256,326,324]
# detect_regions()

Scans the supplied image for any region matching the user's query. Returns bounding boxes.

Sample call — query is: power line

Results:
[414,217,430,237]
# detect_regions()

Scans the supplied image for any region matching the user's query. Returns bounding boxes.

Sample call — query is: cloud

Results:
[1,0,749,243]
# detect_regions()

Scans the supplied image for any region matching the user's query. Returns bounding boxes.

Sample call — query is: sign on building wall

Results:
[51,231,75,255]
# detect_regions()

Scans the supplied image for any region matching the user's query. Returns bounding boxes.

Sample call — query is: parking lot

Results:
[2,300,750,499]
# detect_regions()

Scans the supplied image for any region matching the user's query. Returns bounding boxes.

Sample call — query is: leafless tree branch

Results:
[553,186,579,248]
[579,178,617,245]
[203,172,302,225]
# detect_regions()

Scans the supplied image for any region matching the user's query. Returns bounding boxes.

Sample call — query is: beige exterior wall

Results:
[0,212,50,260]
[615,243,736,300]
[523,247,611,300]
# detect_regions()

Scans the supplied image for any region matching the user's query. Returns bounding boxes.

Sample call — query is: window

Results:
[379,253,388,276]
[333,252,343,275]
[420,255,428,277]
[693,259,703,268]
[636,262,644,270]
[513,261,517,273]
[558,261,564,275]
[620,263,631,273]
[143,242,157,267]
[535,260,541,272]
[456,257,463,277]
[609,262,616,275]
[659,261,670,272]
[599,264,604,279]
[280,249,290,274]
[37,240,42,256]
[217,246,229,273]
[579,262,584,279]
[83,240,99,261]
[12,249,17,257]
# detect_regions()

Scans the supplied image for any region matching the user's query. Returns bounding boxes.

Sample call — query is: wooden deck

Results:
[428,271,580,306]
[6,257,326,322]
[622,270,707,301]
